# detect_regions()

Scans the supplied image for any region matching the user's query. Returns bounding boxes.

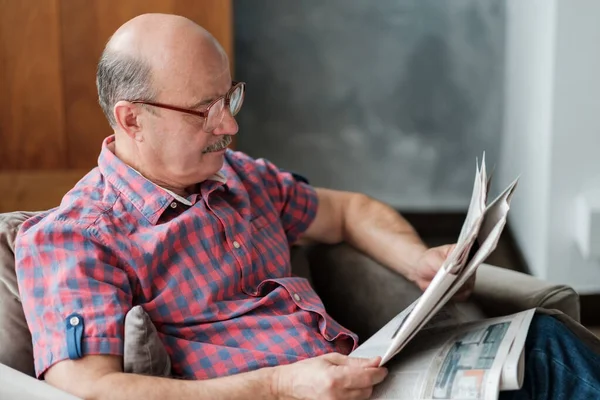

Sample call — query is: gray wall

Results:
[234,0,505,210]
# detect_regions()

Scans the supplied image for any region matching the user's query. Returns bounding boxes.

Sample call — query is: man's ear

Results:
[113,101,143,141]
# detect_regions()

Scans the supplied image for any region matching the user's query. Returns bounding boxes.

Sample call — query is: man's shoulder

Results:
[224,149,280,179]
[17,168,120,242]
[224,148,257,169]
[224,149,310,185]
[223,149,266,184]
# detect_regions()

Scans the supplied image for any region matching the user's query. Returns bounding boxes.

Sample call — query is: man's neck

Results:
[112,138,199,198]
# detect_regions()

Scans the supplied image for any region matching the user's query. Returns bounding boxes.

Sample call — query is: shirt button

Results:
[69,316,80,326]
[293,293,301,302]
[233,241,241,249]
[170,202,177,208]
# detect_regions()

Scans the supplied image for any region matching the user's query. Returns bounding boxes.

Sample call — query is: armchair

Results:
[0,211,581,399]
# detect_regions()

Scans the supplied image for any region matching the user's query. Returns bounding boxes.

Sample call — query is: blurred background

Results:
[235,0,504,210]
[1,1,599,319]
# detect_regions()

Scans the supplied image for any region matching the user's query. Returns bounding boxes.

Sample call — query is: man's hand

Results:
[411,244,476,301]
[274,353,388,400]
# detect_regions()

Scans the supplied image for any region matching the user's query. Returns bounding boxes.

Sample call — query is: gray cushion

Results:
[0,211,170,377]
[124,306,171,376]
[0,211,39,375]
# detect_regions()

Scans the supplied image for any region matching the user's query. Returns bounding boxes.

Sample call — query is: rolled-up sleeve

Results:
[15,220,132,378]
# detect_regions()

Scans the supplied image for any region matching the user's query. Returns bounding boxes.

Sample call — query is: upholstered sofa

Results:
[0,211,583,399]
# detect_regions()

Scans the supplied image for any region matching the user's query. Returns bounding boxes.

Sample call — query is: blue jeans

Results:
[500,315,600,400]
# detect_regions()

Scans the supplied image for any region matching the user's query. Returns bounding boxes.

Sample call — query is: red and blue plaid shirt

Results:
[16,135,357,379]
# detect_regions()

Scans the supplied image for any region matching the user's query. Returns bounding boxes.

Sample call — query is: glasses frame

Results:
[129,81,245,129]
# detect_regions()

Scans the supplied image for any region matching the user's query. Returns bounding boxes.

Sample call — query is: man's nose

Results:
[213,109,238,136]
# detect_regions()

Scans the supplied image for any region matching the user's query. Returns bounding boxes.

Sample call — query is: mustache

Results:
[202,135,233,153]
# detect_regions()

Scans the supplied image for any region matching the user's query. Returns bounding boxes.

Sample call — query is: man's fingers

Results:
[364,367,388,386]
[342,356,381,368]
[440,243,456,258]
[429,243,456,262]
[342,366,388,389]
[346,387,375,400]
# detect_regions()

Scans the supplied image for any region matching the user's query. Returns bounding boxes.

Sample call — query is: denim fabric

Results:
[500,315,600,400]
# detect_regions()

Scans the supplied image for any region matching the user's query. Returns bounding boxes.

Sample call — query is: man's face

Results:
[138,51,238,188]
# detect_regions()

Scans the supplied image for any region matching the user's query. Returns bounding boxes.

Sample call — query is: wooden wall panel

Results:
[59,0,234,169]
[0,170,88,212]
[58,0,110,170]
[0,0,232,212]
[0,0,66,169]
[172,0,234,68]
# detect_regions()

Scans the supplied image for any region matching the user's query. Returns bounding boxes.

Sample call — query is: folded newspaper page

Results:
[364,309,536,400]
[372,156,518,366]
[349,155,525,399]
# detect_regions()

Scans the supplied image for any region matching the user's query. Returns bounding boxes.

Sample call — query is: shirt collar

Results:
[160,186,194,206]
[97,135,227,224]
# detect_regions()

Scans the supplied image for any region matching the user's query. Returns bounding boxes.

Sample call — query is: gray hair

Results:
[96,48,156,128]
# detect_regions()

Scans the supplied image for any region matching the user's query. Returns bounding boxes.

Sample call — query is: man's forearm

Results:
[88,367,277,400]
[342,194,427,282]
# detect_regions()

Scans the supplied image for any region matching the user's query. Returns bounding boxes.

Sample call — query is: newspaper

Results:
[366,309,535,400]
[350,155,528,399]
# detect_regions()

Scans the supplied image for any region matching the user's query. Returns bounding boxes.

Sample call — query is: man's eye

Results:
[184,113,205,124]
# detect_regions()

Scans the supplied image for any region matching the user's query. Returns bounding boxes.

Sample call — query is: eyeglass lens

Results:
[205,84,244,131]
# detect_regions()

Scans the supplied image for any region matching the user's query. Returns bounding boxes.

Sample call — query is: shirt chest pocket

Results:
[247,215,291,283]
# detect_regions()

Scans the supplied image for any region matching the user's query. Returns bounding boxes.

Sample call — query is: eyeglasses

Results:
[130,81,245,132]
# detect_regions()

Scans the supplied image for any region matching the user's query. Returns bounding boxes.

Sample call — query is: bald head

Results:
[97,13,229,127]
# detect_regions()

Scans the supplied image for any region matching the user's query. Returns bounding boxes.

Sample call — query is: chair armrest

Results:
[473,264,580,322]
[301,243,581,342]
[0,363,80,400]
[304,243,423,341]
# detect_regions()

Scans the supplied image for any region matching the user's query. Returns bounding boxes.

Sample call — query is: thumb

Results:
[342,356,382,368]
[320,352,350,365]
[439,243,456,258]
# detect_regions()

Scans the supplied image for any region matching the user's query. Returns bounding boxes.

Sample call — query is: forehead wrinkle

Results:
[185,69,233,109]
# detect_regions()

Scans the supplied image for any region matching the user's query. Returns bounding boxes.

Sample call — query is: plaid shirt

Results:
[16,136,357,379]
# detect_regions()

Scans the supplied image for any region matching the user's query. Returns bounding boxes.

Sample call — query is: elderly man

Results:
[15,13,600,400]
